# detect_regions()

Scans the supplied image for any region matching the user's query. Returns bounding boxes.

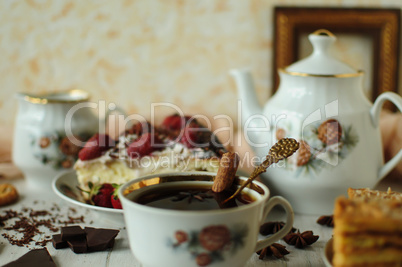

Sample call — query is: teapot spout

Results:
[230,69,263,125]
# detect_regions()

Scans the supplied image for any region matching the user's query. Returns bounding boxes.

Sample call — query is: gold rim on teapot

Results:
[17,89,90,104]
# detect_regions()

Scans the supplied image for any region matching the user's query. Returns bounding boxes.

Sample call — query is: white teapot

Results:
[231,29,402,214]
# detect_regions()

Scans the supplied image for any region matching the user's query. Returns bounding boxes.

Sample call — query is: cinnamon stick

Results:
[212,152,239,193]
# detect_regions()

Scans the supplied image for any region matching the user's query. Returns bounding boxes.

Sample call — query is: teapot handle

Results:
[369,92,402,180]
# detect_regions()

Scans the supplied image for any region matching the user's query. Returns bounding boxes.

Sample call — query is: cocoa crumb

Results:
[35,238,52,246]
[30,210,50,217]
[69,207,77,214]
[58,216,84,225]
[50,204,60,212]
[0,209,19,227]
[0,204,86,248]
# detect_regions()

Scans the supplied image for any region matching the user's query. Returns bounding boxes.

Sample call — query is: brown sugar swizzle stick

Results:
[222,138,299,204]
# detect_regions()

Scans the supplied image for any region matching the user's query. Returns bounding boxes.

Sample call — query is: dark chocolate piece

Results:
[85,227,119,252]
[61,225,85,241]
[52,234,68,249]
[107,239,115,248]
[2,248,56,267]
[67,238,87,254]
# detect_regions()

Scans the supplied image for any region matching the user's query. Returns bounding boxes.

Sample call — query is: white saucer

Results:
[322,238,333,267]
[52,171,125,226]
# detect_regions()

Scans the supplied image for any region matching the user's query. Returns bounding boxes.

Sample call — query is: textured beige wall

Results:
[1,0,401,133]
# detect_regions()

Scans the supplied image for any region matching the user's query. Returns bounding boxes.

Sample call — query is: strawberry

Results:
[78,146,103,161]
[111,184,122,209]
[127,132,163,158]
[78,133,114,161]
[92,183,114,208]
[78,182,125,210]
[92,191,113,208]
[79,182,114,208]
[161,114,192,131]
[111,195,122,209]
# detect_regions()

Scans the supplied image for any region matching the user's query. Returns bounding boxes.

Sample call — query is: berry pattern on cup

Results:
[171,224,248,266]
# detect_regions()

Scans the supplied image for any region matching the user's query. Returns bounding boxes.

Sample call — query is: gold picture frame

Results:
[273,7,400,109]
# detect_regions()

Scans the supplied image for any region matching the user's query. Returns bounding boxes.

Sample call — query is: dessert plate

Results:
[52,171,125,226]
[322,238,334,267]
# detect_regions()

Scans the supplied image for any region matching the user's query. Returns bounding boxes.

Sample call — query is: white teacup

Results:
[119,172,294,267]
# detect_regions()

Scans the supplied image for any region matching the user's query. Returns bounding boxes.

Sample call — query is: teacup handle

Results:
[254,196,294,252]
[369,92,402,180]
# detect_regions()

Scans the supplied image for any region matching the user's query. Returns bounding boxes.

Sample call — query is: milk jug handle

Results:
[369,92,402,180]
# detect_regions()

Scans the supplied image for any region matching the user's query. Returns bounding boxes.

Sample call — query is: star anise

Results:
[171,191,213,203]
[256,243,289,259]
[283,230,319,249]
[259,221,297,236]
[316,215,334,227]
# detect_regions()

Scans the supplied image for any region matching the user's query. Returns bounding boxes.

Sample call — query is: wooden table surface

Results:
[0,173,400,267]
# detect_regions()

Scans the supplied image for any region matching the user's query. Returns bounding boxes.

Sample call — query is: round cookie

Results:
[0,183,18,206]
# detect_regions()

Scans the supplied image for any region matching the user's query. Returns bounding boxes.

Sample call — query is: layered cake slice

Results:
[74,115,226,197]
[333,188,402,267]
[348,187,402,201]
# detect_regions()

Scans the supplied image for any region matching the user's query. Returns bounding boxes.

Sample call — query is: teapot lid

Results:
[284,29,359,76]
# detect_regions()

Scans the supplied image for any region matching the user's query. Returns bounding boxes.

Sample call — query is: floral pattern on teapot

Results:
[170,224,248,266]
[31,132,91,170]
[276,119,359,175]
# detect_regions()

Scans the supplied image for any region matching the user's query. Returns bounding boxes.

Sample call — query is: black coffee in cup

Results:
[135,184,255,211]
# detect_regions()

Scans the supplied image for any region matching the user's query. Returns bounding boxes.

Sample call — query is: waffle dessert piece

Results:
[74,115,226,195]
[333,188,402,267]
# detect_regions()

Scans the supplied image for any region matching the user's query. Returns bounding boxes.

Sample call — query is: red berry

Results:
[78,146,103,161]
[93,193,113,208]
[161,114,192,131]
[78,134,114,161]
[111,184,123,209]
[92,183,114,208]
[111,195,122,209]
[127,133,163,158]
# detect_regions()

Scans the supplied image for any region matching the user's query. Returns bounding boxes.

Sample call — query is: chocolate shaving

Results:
[30,210,50,217]
[316,215,334,227]
[0,205,86,248]
[283,230,319,249]
[256,243,290,259]
[58,215,85,225]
